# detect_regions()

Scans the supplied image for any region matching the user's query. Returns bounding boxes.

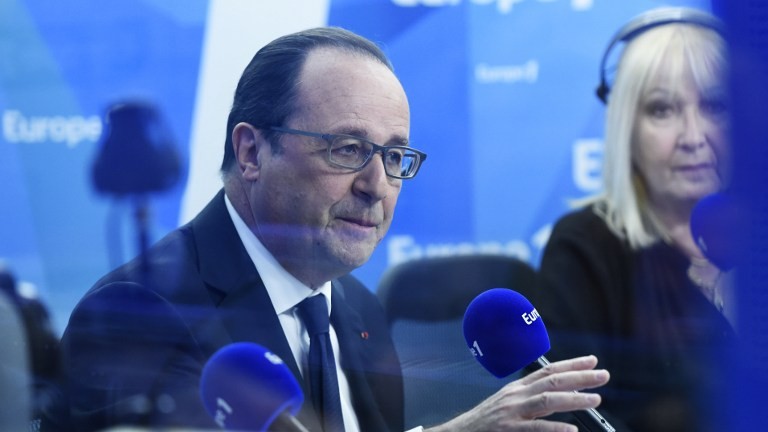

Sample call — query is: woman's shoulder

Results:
[552,204,610,235]
[548,203,630,252]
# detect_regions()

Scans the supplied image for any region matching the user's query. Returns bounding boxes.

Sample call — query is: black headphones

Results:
[595,7,724,104]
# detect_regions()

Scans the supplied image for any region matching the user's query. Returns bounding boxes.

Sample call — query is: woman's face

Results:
[632,62,730,209]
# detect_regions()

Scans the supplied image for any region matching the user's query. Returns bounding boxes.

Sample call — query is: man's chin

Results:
[327,242,376,269]
[340,249,375,269]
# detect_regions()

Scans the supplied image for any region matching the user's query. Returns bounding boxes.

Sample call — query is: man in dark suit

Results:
[59,27,609,432]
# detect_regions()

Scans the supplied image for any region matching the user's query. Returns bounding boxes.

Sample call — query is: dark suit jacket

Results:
[59,190,404,432]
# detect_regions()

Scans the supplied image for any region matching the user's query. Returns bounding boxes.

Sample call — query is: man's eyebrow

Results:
[390,136,409,147]
[332,126,369,138]
[332,127,409,147]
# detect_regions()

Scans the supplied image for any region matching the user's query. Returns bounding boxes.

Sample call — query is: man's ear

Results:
[232,122,267,181]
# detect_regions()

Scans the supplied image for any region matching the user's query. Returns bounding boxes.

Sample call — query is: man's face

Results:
[252,48,410,286]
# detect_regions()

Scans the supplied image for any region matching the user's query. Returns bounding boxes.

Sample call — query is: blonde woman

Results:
[537,8,734,432]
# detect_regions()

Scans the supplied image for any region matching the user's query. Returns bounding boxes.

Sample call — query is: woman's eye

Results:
[646,101,675,119]
[701,98,728,117]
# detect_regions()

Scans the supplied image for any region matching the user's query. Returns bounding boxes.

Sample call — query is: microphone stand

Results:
[92,101,182,289]
[133,195,152,290]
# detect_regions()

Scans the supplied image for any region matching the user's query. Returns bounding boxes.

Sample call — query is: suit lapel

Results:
[331,281,389,432]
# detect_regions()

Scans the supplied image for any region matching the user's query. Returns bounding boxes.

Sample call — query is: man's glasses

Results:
[270,126,427,179]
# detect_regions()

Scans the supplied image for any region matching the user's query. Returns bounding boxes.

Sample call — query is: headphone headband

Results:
[596,7,724,104]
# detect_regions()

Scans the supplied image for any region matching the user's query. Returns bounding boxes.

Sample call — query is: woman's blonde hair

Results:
[593,18,727,249]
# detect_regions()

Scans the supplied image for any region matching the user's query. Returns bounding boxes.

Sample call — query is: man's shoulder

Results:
[90,190,229,295]
[62,222,217,366]
[67,223,221,343]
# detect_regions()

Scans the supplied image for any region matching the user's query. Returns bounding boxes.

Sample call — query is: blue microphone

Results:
[200,342,308,432]
[463,288,615,432]
[691,192,746,271]
[463,288,549,378]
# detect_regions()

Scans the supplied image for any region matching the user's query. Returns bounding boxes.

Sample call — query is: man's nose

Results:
[353,153,394,202]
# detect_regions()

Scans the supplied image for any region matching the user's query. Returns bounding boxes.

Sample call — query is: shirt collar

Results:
[224,194,332,316]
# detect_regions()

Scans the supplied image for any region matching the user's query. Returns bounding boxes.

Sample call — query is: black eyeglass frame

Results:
[269,126,427,179]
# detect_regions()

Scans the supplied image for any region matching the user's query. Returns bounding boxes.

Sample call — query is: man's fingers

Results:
[517,355,598,385]
[511,419,578,432]
[440,356,609,432]
[531,355,597,376]
[526,369,610,395]
[520,391,602,419]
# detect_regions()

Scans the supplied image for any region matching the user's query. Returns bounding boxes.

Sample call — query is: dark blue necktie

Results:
[297,294,345,432]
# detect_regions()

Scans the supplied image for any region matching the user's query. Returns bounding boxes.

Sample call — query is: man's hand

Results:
[426,355,609,432]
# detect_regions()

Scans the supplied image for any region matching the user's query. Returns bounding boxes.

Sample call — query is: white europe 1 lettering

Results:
[214,397,233,427]
[264,351,284,365]
[2,109,102,148]
[521,308,540,325]
[469,340,484,357]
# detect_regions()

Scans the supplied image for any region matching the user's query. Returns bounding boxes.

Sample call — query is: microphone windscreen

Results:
[200,342,303,431]
[463,288,550,378]
[92,101,182,195]
[690,192,744,271]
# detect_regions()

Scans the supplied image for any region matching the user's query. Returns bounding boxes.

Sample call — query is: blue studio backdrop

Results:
[1,0,712,336]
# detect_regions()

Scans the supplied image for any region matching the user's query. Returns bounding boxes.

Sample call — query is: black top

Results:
[536,205,734,432]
